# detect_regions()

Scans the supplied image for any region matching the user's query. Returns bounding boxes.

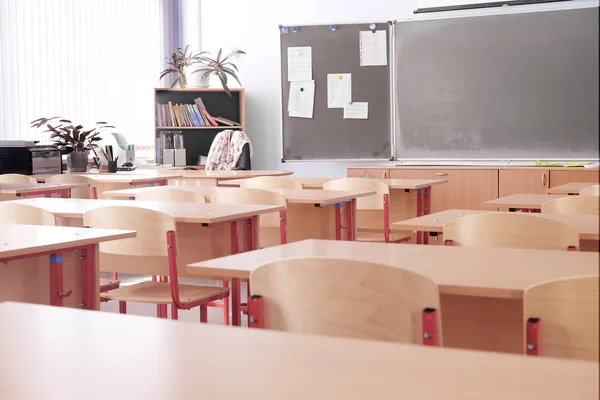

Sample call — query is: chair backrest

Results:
[241,176,303,190]
[443,213,579,250]
[524,276,599,361]
[210,188,287,247]
[83,206,176,276]
[250,257,442,344]
[45,174,96,199]
[0,174,37,184]
[323,178,390,232]
[136,187,206,203]
[0,203,56,226]
[541,196,600,215]
[579,184,600,197]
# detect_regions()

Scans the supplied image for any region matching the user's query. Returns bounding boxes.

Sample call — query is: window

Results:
[0,0,179,159]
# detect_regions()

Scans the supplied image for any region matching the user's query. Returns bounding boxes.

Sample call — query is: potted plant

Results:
[159,45,205,89]
[30,117,113,172]
[194,48,246,97]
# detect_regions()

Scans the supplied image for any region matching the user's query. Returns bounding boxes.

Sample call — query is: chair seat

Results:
[356,232,411,243]
[99,279,120,293]
[101,281,230,305]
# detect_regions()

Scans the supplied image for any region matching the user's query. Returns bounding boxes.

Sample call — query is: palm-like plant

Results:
[193,48,246,97]
[159,45,205,88]
[30,117,113,154]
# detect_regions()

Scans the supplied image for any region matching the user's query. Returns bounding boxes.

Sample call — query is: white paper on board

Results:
[288,80,315,118]
[360,30,387,66]
[327,73,352,108]
[343,102,369,119]
[287,46,312,81]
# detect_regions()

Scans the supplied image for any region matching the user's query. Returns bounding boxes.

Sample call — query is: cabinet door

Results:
[498,169,549,196]
[389,169,499,212]
[550,170,600,187]
[347,168,390,179]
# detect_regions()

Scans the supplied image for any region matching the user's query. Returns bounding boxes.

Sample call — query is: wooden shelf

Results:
[155,126,243,130]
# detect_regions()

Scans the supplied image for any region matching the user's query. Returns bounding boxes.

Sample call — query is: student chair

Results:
[0,173,38,184]
[45,174,97,199]
[541,196,600,215]
[524,276,599,362]
[240,176,303,190]
[323,178,411,243]
[210,188,287,248]
[136,187,206,203]
[247,257,442,345]
[0,202,119,296]
[443,213,579,250]
[579,184,600,197]
[83,206,229,322]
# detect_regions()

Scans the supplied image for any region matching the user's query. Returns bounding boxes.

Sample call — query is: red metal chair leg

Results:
[222,280,230,326]
[157,276,168,318]
[443,239,454,246]
[526,318,540,356]
[567,246,577,251]
[422,308,437,346]
[171,304,179,320]
[248,295,264,329]
[119,301,127,314]
[200,305,208,323]
[91,187,98,199]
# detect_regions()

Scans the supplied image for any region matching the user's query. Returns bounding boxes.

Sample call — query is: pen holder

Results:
[107,161,118,173]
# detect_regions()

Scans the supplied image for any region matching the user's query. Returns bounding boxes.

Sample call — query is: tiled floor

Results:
[99,272,249,326]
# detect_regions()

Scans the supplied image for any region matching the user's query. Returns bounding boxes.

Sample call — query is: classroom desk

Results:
[219,177,334,189]
[155,169,294,187]
[392,209,600,251]
[187,239,599,354]
[222,178,448,244]
[482,194,567,211]
[1,303,597,400]
[547,182,597,195]
[102,185,376,242]
[102,185,225,202]
[0,224,134,310]
[0,183,86,200]
[8,198,284,326]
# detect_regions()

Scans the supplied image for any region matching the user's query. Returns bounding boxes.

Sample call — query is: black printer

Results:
[0,141,62,176]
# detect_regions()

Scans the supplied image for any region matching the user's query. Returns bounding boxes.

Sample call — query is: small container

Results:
[107,160,118,173]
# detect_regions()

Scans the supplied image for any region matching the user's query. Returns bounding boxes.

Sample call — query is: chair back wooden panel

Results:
[136,187,206,203]
[324,178,389,232]
[211,188,286,248]
[524,276,599,361]
[240,176,303,190]
[0,203,56,226]
[250,257,442,344]
[443,213,579,250]
[83,206,176,276]
[45,174,96,199]
[541,196,600,215]
[0,174,37,184]
[579,184,600,197]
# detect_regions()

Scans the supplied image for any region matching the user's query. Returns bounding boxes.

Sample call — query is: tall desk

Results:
[1,303,597,400]
[187,239,599,354]
[547,182,597,195]
[102,186,377,242]
[7,198,284,326]
[0,225,134,310]
[482,194,566,211]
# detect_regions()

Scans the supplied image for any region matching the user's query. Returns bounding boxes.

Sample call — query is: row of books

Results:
[156,97,241,128]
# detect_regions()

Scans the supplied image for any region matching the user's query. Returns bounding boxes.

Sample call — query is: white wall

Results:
[198,0,418,177]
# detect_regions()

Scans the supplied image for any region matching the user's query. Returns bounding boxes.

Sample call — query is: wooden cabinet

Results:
[389,169,498,212]
[347,168,390,179]
[498,169,549,196]
[550,170,600,187]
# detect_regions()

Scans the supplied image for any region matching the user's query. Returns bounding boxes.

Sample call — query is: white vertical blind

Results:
[0,0,179,158]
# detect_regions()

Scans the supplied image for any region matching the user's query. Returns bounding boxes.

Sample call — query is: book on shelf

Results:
[194,97,218,127]
[214,116,241,126]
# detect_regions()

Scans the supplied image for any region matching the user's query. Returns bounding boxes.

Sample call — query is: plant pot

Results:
[185,65,211,88]
[67,150,89,172]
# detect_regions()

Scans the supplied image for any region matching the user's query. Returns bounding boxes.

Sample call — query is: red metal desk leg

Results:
[345,199,356,241]
[335,203,342,241]
[49,253,71,306]
[423,187,431,244]
[80,245,96,310]
[229,221,240,326]
[416,189,425,244]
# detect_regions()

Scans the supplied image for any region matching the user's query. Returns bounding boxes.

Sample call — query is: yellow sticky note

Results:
[338,75,343,80]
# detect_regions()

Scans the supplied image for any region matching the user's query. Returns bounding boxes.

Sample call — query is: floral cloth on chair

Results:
[205,129,253,171]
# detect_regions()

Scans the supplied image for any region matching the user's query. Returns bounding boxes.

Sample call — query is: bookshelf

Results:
[154,88,246,166]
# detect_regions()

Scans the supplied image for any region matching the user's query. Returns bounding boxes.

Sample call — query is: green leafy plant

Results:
[30,117,114,154]
[193,48,246,97]
[159,45,204,88]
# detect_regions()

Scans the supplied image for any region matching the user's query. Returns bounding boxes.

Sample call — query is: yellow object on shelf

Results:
[534,161,591,167]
